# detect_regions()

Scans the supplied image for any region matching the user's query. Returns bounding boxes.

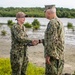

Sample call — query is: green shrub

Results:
[67,22,73,29]
[24,22,32,28]
[32,19,40,30]
[33,25,40,30]
[7,20,15,28]
[27,63,45,75]
[1,30,7,36]
[0,58,45,75]
[0,58,11,75]
[32,19,40,26]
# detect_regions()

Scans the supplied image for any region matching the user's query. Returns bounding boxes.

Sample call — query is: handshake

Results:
[32,40,42,46]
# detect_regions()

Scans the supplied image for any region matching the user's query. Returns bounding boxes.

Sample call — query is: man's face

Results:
[17,17,25,24]
[45,10,53,20]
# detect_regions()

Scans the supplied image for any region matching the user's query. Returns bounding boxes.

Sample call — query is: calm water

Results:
[0,17,75,45]
[0,17,75,26]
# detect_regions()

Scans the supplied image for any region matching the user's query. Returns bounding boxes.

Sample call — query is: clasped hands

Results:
[32,40,39,46]
[32,39,42,46]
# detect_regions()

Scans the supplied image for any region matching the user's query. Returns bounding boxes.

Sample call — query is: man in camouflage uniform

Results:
[39,5,65,75]
[10,12,38,75]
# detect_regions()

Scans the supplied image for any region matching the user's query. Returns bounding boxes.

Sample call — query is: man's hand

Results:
[39,39,42,43]
[32,40,39,46]
[46,56,51,64]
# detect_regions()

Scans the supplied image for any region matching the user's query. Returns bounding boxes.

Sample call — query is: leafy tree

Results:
[32,19,40,26]
[67,22,75,33]
[67,22,73,29]
[0,7,75,18]
[32,19,40,30]
[7,20,15,28]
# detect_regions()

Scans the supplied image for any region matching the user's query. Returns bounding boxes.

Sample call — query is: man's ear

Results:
[17,18,19,21]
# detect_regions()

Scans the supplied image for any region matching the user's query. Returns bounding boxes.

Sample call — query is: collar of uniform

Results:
[50,17,58,20]
[17,23,24,30]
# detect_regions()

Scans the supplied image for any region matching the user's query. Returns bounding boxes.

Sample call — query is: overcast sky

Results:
[0,0,75,9]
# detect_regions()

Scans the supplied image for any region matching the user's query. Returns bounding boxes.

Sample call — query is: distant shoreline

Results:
[0,7,75,18]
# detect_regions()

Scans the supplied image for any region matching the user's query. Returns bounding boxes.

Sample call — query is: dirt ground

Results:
[0,36,75,74]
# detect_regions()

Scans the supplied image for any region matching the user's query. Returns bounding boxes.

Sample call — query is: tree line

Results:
[0,7,75,18]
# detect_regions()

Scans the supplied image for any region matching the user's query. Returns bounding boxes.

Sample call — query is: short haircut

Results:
[47,7,56,13]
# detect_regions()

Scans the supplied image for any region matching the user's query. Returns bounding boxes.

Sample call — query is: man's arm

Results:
[12,25,38,46]
[45,20,58,58]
